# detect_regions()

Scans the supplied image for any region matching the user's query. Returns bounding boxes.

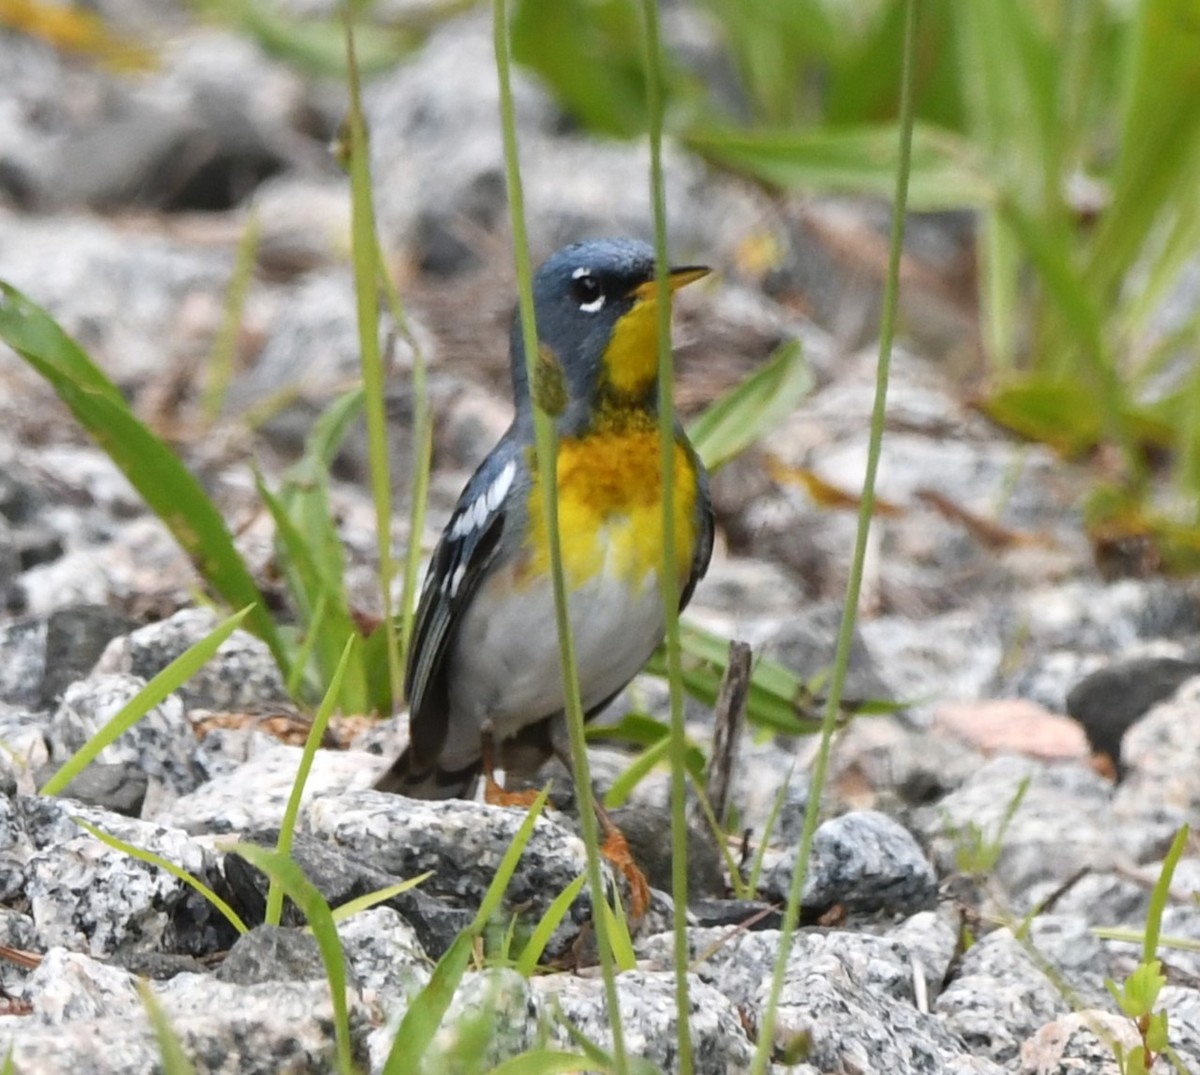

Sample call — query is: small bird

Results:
[376,238,713,810]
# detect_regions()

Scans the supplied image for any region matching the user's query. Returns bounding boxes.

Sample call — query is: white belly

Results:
[439,560,666,772]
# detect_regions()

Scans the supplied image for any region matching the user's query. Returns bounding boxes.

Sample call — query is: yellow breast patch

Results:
[522,428,698,594]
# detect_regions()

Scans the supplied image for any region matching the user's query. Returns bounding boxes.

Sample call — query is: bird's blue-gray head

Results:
[508,239,707,433]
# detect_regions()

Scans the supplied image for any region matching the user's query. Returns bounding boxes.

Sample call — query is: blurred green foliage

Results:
[515,0,1200,572]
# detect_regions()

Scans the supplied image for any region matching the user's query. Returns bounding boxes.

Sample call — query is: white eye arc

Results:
[570,266,606,313]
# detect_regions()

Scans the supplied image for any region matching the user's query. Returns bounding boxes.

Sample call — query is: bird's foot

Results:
[600,824,650,922]
[483,774,542,809]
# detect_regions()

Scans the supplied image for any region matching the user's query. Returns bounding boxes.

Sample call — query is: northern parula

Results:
[376,238,713,800]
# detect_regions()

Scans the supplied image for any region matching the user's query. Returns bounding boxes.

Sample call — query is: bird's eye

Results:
[570,269,605,313]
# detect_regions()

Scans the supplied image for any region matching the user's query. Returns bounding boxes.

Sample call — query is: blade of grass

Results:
[515,872,586,976]
[683,122,988,211]
[138,982,198,1075]
[266,634,357,925]
[201,209,260,426]
[0,286,287,674]
[73,817,248,935]
[40,607,251,797]
[233,844,357,1074]
[1144,824,1190,963]
[380,788,550,1075]
[686,340,812,473]
[641,0,692,1065]
[598,893,638,973]
[751,2,919,1068]
[487,1051,615,1075]
[493,2,629,1070]
[342,9,404,711]
[371,244,434,678]
[256,475,366,710]
[330,874,434,923]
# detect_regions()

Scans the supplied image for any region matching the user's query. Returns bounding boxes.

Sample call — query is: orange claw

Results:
[484,775,542,809]
[600,823,650,921]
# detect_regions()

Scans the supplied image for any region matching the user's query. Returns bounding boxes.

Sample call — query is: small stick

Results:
[702,640,752,829]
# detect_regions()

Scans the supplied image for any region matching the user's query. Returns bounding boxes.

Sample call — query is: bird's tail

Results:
[373,746,481,800]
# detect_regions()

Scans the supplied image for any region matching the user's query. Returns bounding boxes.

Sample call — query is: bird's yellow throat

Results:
[521,417,698,594]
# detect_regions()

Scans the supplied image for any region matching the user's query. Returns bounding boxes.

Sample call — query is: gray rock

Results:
[40,604,139,707]
[222,829,471,961]
[1115,685,1200,839]
[35,761,148,818]
[214,924,325,984]
[336,906,430,1014]
[764,928,1006,1074]
[152,743,383,833]
[303,790,606,956]
[13,795,237,958]
[96,609,289,712]
[48,673,198,812]
[0,907,38,996]
[0,615,47,708]
[763,810,937,920]
[935,927,1070,1066]
[536,970,755,1075]
[914,755,1118,912]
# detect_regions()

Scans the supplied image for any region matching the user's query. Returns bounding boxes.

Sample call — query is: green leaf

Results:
[512,0,650,137]
[487,1052,614,1075]
[1087,0,1200,303]
[330,875,434,924]
[684,122,990,211]
[195,0,424,76]
[687,340,813,473]
[40,607,251,797]
[1144,824,1190,962]
[981,377,1105,457]
[514,872,586,976]
[232,844,357,1075]
[598,892,637,972]
[0,284,288,676]
[267,635,357,925]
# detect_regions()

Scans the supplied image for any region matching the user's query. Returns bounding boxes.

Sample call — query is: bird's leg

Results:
[481,719,541,808]
[551,738,650,921]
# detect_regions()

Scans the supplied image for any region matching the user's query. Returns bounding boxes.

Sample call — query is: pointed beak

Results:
[633,264,711,300]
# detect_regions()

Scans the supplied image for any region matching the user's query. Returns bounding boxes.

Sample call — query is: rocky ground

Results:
[1,5,1200,1075]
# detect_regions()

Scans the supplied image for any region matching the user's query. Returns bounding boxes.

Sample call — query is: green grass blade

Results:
[233,844,357,1074]
[598,894,637,973]
[40,607,251,797]
[494,0,630,1068]
[687,340,812,473]
[1144,825,1190,963]
[201,209,260,425]
[73,817,248,935]
[255,475,366,710]
[515,872,587,976]
[487,1052,613,1075]
[343,9,404,712]
[267,634,357,925]
[511,0,652,138]
[750,2,919,1068]
[684,122,989,211]
[330,874,433,923]
[0,284,288,675]
[138,982,198,1075]
[381,788,550,1075]
[1087,0,1200,303]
